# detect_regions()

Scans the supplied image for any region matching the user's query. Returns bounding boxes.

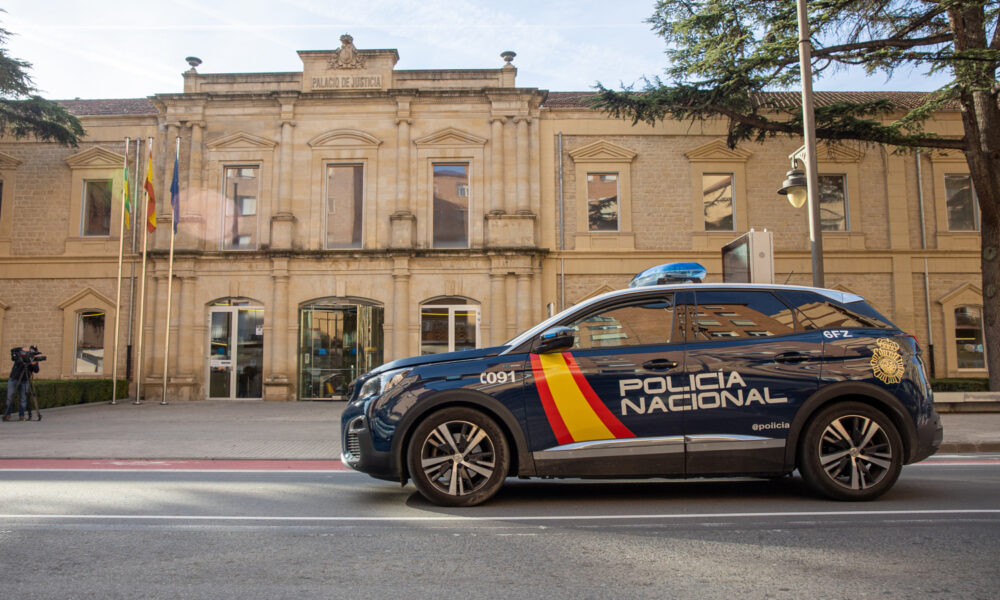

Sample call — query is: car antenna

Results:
[783,270,794,285]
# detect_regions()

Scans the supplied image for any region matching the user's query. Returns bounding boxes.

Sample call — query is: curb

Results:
[937,442,1000,454]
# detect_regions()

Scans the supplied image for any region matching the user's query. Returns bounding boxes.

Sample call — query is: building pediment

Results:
[0,151,22,169]
[569,140,637,163]
[64,146,124,169]
[684,139,752,163]
[937,282,982,305]
[816,143,865,163]
[413,127,487,147]
[308,129,382,148]
[58,287,115,310]
[575,283,617,304]
[206,131,277,150]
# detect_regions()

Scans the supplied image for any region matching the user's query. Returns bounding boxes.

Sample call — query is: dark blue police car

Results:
[341,267,942,506]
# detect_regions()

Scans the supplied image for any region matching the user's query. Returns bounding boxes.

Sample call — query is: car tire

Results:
[407,407,509,507]
[799,402,903,501]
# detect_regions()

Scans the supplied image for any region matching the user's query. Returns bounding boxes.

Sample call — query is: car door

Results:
[524,291,689,477]
[682,289,824,475]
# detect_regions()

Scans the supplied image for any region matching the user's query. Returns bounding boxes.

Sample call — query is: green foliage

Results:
[591,0,995,151]
[0,378,127,410]
[931,378,990,392]
[0,14,83,146]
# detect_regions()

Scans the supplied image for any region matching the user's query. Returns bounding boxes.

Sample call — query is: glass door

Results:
[298,302,385,400]
[207,302,264,399]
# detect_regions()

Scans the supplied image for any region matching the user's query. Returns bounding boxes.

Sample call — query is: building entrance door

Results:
[299,301,384,400]
[207,301,264,399]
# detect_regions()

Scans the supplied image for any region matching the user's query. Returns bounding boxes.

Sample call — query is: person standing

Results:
[5,347,39,421]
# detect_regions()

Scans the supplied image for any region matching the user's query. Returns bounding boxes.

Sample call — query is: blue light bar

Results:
[628,262,707,287]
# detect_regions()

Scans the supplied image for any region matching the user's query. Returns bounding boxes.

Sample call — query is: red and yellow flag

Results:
[144,146,156,233]
[530,352,635,446]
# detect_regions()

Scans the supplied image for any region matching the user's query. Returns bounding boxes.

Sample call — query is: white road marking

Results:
[0,509,997,523]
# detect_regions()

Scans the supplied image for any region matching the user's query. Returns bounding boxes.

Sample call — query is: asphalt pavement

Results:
[0,398,998,459]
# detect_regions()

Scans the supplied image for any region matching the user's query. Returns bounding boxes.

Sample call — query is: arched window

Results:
[955,306,986,369]
[420,297,480,355]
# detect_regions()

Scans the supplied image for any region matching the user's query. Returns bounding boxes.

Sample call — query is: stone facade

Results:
[0,38,985,401]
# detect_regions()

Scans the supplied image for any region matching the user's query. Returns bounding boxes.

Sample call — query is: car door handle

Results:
[642,359,679,371]
[774,352,809,364]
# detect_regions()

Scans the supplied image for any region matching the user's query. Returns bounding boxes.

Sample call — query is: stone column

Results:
[529,116,541,214]
[272,117,296,250]
[505,274,517,339]
[180,121,205,250]
[392,271,411,360]
[490,117,505,214]
[503,118,516,213]
[516,273,532,334]
[264,257,292,401]
[160,123,180,249]
[178,273,197,378]
[515,117,530,213]
[490,273,506,345]
[391,117,415,248]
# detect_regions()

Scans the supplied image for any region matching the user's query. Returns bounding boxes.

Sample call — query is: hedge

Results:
[930,378,989,392]
[0,378,128,410]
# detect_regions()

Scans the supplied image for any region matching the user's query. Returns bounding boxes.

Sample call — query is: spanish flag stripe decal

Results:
[530,354,574,445]
[562,353,635,439]
[533,352,618,442]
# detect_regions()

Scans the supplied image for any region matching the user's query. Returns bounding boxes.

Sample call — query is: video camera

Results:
[10,346,46,365]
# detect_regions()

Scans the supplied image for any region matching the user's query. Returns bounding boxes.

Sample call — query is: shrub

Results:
[0,378,128,410]
[930,378,989,392]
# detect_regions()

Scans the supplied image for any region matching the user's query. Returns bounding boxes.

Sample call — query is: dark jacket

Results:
[9,348,39,381]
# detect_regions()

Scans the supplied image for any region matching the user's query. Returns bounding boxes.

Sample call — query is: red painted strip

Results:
[530,353,574,445]
[0,459,349,471]
[562,353,635,439]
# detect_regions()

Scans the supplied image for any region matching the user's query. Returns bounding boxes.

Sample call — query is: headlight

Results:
[358,368,411,399]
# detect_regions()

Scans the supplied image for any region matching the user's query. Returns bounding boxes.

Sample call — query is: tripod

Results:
[4,365,41,421]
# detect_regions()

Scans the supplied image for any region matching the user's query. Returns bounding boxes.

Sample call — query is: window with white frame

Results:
[955,306,986,369]
[432,163,469,248]
[325,163,364,249]
[702,173,734,231]
[75,310,105,374]
[945,174,981,231]
[819,174,848,231]
[82,179,113,236]
[222,166,259,250]
[420,298,480,355]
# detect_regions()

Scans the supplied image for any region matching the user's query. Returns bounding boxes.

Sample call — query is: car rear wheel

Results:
[407,407,509,507]
[799,402,903,501]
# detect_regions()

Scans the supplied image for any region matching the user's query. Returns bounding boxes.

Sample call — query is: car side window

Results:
[776,291,893,330]
[567,296,676,349]
[691,291,796,341]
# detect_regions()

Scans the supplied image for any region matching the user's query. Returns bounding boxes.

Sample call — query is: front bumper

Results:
[341,415,399,482]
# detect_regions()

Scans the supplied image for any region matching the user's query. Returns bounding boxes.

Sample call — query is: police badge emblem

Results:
[870,338,905,384]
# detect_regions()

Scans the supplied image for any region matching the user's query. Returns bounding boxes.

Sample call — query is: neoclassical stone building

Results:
[0,37,986,401]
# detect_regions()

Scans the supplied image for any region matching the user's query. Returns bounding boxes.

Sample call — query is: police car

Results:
[341,263,943,506]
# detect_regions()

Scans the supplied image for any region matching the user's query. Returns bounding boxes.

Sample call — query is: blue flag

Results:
[170,154,180,234]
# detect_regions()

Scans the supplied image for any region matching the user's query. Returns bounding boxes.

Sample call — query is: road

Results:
[1,456,998,599]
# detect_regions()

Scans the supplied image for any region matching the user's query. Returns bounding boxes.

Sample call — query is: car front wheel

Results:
[407,407,509,507]
[799,402,903,501]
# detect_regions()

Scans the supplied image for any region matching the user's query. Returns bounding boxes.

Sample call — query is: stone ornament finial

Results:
[501,51,516,64]
[328,34,366,70]
[185,56,202,72]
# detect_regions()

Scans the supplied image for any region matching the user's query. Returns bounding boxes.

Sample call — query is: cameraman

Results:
[5,347,39,422]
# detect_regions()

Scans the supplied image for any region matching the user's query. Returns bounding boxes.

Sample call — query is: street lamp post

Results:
[777,0,825,288]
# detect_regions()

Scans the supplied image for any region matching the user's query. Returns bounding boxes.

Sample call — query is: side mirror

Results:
[531,326,575,354]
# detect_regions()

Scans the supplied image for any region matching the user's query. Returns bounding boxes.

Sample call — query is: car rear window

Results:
[777,291,895,330]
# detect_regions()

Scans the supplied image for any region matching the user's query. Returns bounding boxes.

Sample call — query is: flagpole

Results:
[125,138,142,385]
[135,137,155,405]
[110,137,130,404]
[160,136,180,406]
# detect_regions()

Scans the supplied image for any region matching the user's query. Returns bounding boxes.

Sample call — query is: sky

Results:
[2,0,949,101]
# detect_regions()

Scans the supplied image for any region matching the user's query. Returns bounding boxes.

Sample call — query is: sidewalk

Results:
[0,399,998,460]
